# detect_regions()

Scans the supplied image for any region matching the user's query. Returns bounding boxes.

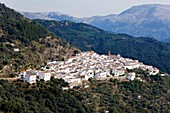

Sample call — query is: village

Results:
[19,51,160,89]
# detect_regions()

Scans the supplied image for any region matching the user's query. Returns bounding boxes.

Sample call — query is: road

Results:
[0,77,20,81]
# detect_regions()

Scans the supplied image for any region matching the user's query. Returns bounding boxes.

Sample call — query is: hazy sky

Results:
[1,0,170,17]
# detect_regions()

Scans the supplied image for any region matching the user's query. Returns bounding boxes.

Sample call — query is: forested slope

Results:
[0,75,170,113]
[0,4,78,77]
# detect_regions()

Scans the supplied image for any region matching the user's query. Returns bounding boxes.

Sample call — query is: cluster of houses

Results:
[19,70,51,83]
[19,51,160,87]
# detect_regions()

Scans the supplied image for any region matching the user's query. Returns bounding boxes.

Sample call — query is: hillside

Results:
[23,4,170,42]
[0,74,170,112]
[0,4,78,77]
[36,19,170,74]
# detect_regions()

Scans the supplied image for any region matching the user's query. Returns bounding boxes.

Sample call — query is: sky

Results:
[0,0,170,17]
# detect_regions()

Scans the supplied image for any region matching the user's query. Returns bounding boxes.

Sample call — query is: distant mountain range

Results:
[22,4,170,43]
[21,12,79,22]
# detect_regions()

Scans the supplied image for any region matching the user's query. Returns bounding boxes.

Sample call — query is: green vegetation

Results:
[85,76,170,113]
[36,20,170,74]
[0,4,78,77]
[0,77,94,113]
[1,3,169,113]
[0,74,170,113]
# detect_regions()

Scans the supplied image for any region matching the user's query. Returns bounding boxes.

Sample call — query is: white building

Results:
[19,70,27,78]
[62,87,69,90]
[80,71,89,81]
[25,74,36,83]
[39,71,51,81]
[86,70,94,78]
[124,65,135,70]
[149,68,159,75]
[13,48,19,52]
[98,72,108,78]
[112,68,125,76]
[95,69,110,78]
[66,77,81,83]
[127,72,136,81]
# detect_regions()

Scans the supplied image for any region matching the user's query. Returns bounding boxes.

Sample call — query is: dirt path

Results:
[0,77,20,81]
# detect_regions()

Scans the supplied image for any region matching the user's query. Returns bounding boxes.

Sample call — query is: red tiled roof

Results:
[29,74,36,76]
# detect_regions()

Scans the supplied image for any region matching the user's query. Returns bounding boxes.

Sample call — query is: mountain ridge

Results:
[22,4,170,42]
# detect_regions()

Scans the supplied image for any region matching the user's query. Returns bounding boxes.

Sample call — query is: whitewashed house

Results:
[146,66,153,71]
[13,48,19,52]
[149,68,159,75]
[124,65,134,70]
[66,77,81,83]
[113,69,125,76]
[94,69,109,78]
[80,71,89,81]
[127,72,136,81]
[39,71,51,81]
[98,72,107,78]
[19,70,26,78]
[62,87,69,90]
[47,61,57,65]
[25,74,36,83]
[86,70,94,78]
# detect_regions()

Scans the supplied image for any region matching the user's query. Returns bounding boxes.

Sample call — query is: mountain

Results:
[36,19,170,74]
[162,38,170,43]
[94,4,170,42]
[21,12,79,22]
[0,4,78,77]
[23,4,170,43]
